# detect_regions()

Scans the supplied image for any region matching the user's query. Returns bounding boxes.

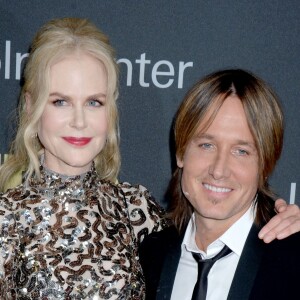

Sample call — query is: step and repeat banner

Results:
[0,1,299,206]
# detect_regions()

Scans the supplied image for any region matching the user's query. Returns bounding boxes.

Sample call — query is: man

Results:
[140,69,300,300]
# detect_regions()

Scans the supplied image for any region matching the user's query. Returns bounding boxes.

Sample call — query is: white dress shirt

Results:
[171,205,255,300]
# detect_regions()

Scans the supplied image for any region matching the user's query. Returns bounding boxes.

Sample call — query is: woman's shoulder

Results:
[116,181,160,208]
[115,181,170,242]
[99,180,154,200]
[0,183,38,203]
[0,184,28,213]
[118,181,152,197]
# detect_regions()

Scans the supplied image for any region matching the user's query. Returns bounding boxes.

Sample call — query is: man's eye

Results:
[235,149,249,156]
[200,143,213,149]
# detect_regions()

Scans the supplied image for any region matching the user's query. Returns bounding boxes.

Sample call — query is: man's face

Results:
[177,95,259,230]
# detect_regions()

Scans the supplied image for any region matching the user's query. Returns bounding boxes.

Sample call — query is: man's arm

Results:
[259,199,300,243]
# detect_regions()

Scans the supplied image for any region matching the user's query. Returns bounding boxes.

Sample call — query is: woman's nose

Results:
[69,107,87,129]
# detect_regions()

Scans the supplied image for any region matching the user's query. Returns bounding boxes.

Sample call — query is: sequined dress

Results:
[0,165,167,299]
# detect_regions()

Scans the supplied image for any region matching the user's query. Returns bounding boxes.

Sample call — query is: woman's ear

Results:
[24,92,32,115]
[176,155,184,168]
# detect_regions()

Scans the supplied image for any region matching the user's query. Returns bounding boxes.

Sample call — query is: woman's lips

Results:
[62,137,92,146]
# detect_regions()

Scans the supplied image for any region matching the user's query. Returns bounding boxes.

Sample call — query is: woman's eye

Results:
[87,100,103,107]
[53,99,67,106]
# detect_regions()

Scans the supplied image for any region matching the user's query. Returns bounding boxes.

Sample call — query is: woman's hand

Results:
[259,199,300,243]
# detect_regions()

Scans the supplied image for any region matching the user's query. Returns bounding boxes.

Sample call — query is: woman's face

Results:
[38,52,108,175]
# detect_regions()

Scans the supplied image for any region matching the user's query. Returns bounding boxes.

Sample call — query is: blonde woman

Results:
[0,18,167,299]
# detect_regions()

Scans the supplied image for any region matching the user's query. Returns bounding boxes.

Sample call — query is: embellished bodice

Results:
[0,165,167,299]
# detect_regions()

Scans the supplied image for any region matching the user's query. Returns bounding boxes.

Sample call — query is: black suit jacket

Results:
[139,224,300,300]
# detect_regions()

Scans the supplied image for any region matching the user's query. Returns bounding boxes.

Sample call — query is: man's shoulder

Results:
[139,225,182,264]
[247,232,300,299]
[140,225,180,249]
[139,225,183,293]
[258,232,300,270]
[265,232,300,252]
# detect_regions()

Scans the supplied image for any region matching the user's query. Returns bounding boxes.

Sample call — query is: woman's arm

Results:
[259,199,300,243]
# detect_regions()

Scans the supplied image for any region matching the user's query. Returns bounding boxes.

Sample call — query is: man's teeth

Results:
[204,184,231,193]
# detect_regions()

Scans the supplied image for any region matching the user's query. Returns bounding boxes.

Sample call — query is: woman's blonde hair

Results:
[0,18,120,191]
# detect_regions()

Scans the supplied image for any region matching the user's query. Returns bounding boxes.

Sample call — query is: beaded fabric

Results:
[0,164,167,299]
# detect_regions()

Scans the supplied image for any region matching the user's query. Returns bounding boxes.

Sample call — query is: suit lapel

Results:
[156,230,184,300]
[227,223,264,300]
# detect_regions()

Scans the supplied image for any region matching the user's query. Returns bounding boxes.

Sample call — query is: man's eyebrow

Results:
[235,139,257,150]
[194,133,214,140]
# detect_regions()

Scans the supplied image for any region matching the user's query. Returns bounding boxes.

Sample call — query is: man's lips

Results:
[62,137,92,146]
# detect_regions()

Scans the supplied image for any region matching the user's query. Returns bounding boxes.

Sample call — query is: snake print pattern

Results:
[0,164,168,299]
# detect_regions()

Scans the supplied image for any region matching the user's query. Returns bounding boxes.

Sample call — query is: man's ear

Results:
[24,92,32,115]
[176,155,184,168]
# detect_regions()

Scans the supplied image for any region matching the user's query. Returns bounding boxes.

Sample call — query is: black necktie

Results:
[191,245,232,300]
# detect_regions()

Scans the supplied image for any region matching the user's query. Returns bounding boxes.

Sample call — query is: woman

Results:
[0,18,298,300]
[0,18,167,299]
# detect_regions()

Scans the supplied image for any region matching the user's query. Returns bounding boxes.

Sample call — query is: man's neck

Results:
[194,209,251,252]
[194,220,230,252]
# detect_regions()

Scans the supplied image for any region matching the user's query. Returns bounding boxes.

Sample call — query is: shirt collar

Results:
[183,204,255,258]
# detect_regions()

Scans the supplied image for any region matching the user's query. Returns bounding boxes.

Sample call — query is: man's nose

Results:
[208,150,231,180]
